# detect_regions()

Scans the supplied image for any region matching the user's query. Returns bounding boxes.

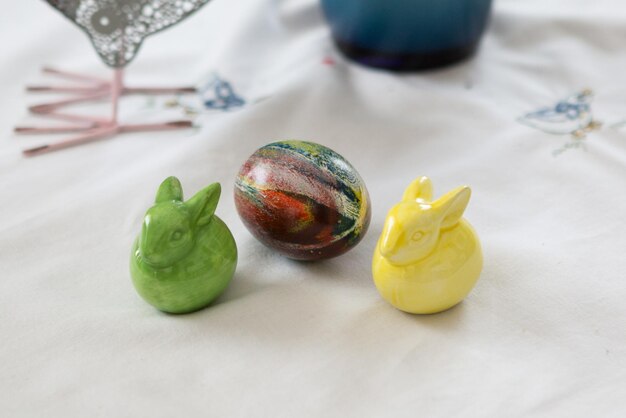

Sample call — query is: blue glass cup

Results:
[320,0,493,71]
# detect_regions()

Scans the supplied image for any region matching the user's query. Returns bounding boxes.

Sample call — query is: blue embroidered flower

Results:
[200,75,246,111]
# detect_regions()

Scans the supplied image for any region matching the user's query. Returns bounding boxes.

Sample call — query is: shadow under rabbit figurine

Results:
[130,177,237,314]
[372,177,483,314]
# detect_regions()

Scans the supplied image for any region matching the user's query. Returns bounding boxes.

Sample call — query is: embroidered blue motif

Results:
[518,89,600,138]
[157,73,247,119]
[200,74,245,111]
[518,89,602,156]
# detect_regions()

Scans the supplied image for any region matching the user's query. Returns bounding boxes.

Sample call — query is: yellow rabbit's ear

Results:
[434,186,471,229]
[402,176,433,202]
[156,176,183,203]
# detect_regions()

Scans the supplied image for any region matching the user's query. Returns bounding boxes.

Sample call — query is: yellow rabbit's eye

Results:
[411,231,424,241]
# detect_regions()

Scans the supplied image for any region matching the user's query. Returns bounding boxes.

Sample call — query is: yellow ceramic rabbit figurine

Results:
[372,177,483,314]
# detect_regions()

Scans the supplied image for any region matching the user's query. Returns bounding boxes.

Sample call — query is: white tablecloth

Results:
[2,0,626,416]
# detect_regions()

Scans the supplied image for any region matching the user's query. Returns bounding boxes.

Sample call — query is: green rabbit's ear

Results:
[434,186,471,229]
[186,183,221,227]
[155,176,184,203]
[402,176,433,202]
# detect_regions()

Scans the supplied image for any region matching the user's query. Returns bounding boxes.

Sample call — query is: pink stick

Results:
[29,91,109,114]
[26,86,108,94]
[120,121,193,133]
[22,120,192,156]
[125,86,197,95]
[14,124,96,135]
[32,111,111,125]
[23,126,118,157]
[111,69,123,124]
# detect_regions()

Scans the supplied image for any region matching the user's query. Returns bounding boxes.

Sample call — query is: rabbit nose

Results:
[141,251,164,267]
[140,248,153,261]
[379,243,397,259]
[380,221,400,257]
[138,241,157,262]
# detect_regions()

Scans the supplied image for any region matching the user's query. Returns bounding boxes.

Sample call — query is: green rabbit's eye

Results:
[172,231,183,241]
[411,231,424,241]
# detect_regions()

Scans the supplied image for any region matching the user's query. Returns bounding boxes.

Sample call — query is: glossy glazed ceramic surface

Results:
[130,177,237,314]
[235,140,371,260]
[372,177,483,314]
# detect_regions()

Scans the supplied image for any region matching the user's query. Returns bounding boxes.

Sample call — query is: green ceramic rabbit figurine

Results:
[130,177,237,314]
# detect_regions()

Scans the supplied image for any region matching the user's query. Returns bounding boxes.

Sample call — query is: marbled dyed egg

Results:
[235,140,371,260]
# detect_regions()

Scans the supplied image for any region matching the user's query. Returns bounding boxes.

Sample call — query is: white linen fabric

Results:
[1,0,626,416]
